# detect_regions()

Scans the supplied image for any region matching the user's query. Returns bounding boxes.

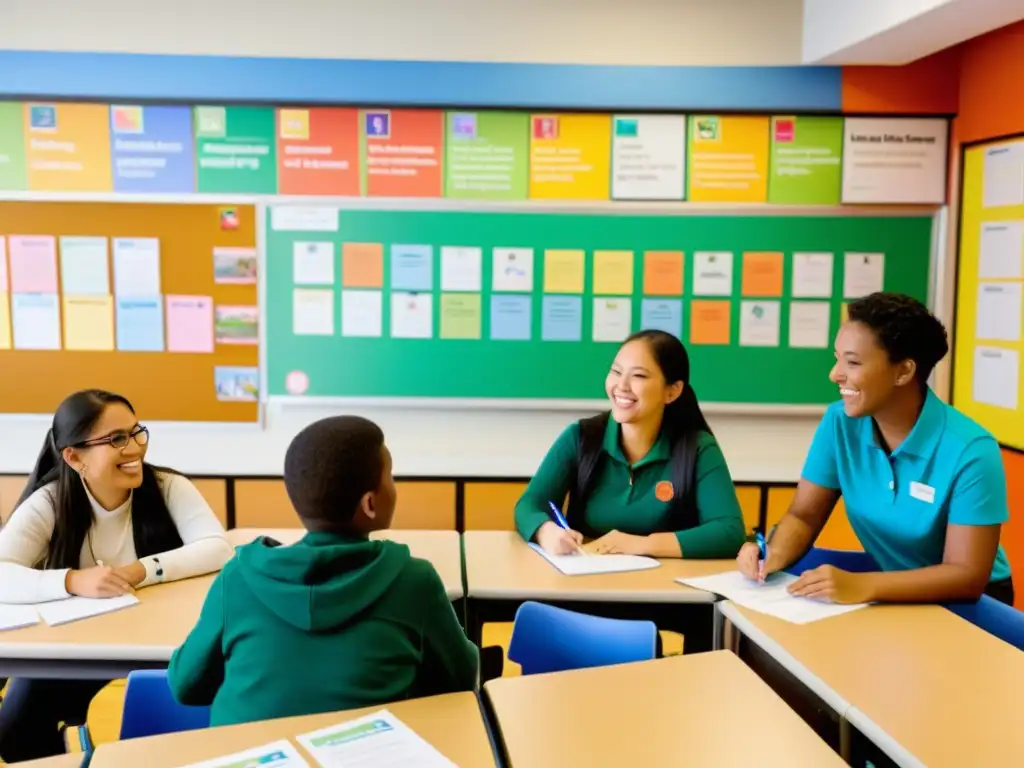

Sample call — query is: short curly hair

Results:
[846,292,949,387]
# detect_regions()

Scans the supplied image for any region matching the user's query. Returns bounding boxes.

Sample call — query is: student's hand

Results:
[737,541,787,583]
[585,530,651,556]
[113,561,147,587]
[65,566,134,598]
[535,522,584,555]
[787,565,872,604]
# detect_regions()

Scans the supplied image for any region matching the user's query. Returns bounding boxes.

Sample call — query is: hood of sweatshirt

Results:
[234,530,410,632]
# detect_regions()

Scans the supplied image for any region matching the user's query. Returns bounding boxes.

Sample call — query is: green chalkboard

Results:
[265,206,932,405]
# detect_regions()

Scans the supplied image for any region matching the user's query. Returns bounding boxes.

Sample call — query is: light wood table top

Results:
[464,530,730,602]
[485,651,843,767]
[721,602,1024,767]
[226,528,464,600]
[89,691,495,768]
[10,755,83,767]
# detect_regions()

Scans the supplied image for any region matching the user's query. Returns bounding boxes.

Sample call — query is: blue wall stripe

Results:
[0,50,843,112]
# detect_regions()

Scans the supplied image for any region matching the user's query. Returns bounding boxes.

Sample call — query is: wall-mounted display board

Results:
[952,135,1024,450]
[0,202,259,421]
[841,117,949,204]
[265,204,933,407]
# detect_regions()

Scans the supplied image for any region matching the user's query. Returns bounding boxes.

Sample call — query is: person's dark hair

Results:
[847,292,949,390]
[283,415,386,531]
[16,389,184,570]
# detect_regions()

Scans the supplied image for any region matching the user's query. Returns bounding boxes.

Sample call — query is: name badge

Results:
[910,481,936,504]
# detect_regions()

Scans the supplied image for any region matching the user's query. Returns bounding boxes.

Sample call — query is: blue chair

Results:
[786,547,880,575]
[945,595,1024,651]
[507,601,658,676]
[118,669,211,740]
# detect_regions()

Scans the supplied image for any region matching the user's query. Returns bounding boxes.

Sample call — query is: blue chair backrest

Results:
[508,601,658,676]
[119,669,211,741]
[786,547,880,575]
[945,595,1024,651]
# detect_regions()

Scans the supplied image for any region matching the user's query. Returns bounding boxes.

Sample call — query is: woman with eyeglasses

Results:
[0,389,233,762]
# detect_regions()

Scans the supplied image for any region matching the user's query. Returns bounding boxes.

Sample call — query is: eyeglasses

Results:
[76,425,150,450]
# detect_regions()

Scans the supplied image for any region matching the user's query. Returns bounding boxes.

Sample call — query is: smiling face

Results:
[62,402,149,497]
[830,321,916,417]
[605,339,683,426]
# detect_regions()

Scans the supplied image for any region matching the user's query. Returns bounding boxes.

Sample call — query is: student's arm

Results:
[168,571,227,706]
[135,474,234,588]
[0,490,72,604]
[415,565,479,696]
[513,425,578,543]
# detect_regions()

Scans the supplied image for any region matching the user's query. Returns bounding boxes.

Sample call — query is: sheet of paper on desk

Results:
[35,594,140,626]
[179,739,309,768]
[676,570,868,624]
[529,542,660,575]
[296,709,456,767]
[0,604,40,631]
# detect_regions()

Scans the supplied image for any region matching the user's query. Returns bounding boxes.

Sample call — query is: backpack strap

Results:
[567,412,610,529]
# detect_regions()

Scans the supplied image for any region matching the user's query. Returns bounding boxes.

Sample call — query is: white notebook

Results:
[529,543,661,576]
[0,604,40,632]
[297,709,456,767]
[35,594,140,627]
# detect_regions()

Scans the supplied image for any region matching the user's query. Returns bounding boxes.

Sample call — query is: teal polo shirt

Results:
[802,389,1011,583]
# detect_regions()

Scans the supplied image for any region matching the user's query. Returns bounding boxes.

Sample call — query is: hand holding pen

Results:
[536,501,586,556]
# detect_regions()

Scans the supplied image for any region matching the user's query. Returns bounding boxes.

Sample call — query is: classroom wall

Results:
[0,0,805,66]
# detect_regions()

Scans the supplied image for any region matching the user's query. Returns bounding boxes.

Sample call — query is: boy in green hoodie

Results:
[167,415,480,727]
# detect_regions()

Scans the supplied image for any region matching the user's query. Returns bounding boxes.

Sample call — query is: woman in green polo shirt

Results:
[515,329,746,559]
[737,292,1014,606]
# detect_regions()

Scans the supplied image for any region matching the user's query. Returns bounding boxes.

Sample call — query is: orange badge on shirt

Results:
[655,481,674,502]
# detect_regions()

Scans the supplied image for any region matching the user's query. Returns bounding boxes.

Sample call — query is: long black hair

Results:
[16,389,184,569]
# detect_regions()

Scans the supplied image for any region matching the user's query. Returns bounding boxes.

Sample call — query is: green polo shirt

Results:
[514,418,746,558]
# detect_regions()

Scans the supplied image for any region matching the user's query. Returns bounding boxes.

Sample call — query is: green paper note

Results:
[768,116,843,205]
[195,106,277,193]
[0,103,27,191]
[440,293,482,339]
[444,112,528,200]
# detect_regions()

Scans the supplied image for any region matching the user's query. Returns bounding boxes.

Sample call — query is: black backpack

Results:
[565,411,701,534]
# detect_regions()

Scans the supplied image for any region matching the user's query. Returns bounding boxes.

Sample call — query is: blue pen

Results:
[755,532,767,561]
[548,501,586,555]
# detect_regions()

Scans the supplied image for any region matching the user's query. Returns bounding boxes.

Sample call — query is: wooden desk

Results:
[89,691,496,768]
[463,531,729,651]
[485,652,844,767]
[719,601,1024,767]
[10,755,83,767]
[226,528,464,600]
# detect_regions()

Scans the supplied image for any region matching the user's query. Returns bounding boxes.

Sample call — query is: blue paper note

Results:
[542,296,582,342]
[110,105,196,193]
[641,299,683,338]
[390,244,433,291]
[490,295,532,340]
[116,297,165,351]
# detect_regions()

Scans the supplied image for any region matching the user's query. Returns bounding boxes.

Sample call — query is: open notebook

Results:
[529,543,661,576]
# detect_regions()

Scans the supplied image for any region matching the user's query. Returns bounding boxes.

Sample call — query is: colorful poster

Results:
[529,114,611,200]
[115,297,165,351]
[113,238,161,297]
[214,305,259,345]
[543,250,585,294]
[687,115,769,203]
[342,243,384,288]
[768,116,843,205]
[440,294,482,339]
[363,109,443,197]
[194,106,277,194]
[0,103,27,190]
[690,300,731,345]
[166,295,214,352]
[63,296,115,351]
[444,111,528,200]
[110,105,195,193]
[341,290,383,337]
[490,295,532,340]
[741,252,784,297]
[841,118,948,204]
[9,236,58,293]
[611,115,686,201]
[593,251,634,295]
[59,236,110,296]
[643,251,684,296]
[277,108,360,196]
[24,103,112,191]
[12,293,61,350]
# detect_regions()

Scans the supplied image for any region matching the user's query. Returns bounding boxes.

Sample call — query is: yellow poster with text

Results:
[529,114,611,200]
[687,115,769,203]
[24,103,113,192]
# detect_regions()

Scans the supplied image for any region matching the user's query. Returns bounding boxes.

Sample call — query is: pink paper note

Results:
[165,295,214,353]
[0,237,7,292]
[9,236,58,293]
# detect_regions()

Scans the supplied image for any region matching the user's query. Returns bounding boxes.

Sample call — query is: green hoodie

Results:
[168,531,479,727]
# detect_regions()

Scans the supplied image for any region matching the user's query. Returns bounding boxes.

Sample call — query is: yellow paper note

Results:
[544,250,585,293]
[0,292,10,349]
[530,114,612,200]
[593,250,634,295]
[63,295,114,351]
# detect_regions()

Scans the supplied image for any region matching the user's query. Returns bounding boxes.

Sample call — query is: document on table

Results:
[676,570,869,624]
[35,594,139,626]
[296,709,456,768]
[529,542,660,576]
[0,604,40,631]
[179,739,309,768]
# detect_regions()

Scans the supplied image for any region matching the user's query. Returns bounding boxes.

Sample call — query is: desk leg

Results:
[712,603,724,650]
[722,616,740,654]
[839,717,852,764]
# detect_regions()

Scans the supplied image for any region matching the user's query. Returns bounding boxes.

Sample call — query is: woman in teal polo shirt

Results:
[515,329,746,559]
[738,292,1013,605]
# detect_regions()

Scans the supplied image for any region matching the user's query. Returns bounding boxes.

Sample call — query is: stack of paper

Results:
[181,740,308,768]
[34,594,140,627]
[676,570,869,624]
[297,709,457,767]
[0,604,40,631]
[529,542,660,576]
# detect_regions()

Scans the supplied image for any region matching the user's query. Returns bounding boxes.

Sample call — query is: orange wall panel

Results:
[956,20,1024,145]
[1000,450,1024,608]
[842,47,960,115]
[766,487,863,552]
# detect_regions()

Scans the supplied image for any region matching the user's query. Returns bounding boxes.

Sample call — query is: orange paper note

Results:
[690,300,731,345]
[342,243,384,288]
[742,252,784,297]
[643,251,684,296]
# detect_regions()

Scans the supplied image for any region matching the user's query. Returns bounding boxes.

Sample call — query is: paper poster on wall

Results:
[788,301,830,349]
[195,106,277,194]
[982,141,1024,208]
[792,252,834,298]
[541,296,583,341]
[110,105,195,193]
[979,222,1024,279]
[293,288,335,336]
[687,116,769,203]
[841,118,948,204]
[0,102,27,190]
[843,252,885,299]
[293,241,335,286]
[59,236,110,296]
[529,114,611,200]
[277,108,360,196]
[340,290,383,337]
[739,300,780,347]
[342,243,384,288]
[115,297,164,351]
[24,103,113,192]
[741,252,783,297]
[976,282,1022,342]
[166,295,215,352]
[63,295,115,351]
[643,251,684,297]
[441,247,482,292]
[440,293,482,339]
[8,235,58,293]
[640,299,682,338]
[214,305,259,345]
[611,115,686,201]
[593,250,634,295]
[391,292,433,338]
[363,109,443,197]
[12,293,60,350]
[493,248,534,292]
[490,295,531,340]
[973,347,1019,410]
[593,297,632,342]
[0,292,10,349]
[213,248,258,285]
[215,367,260,402]
[444,112,529,200]
[690,300,731,345]
[113,238,161,297]
[692,252,734,296]
[768,116,842,205]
